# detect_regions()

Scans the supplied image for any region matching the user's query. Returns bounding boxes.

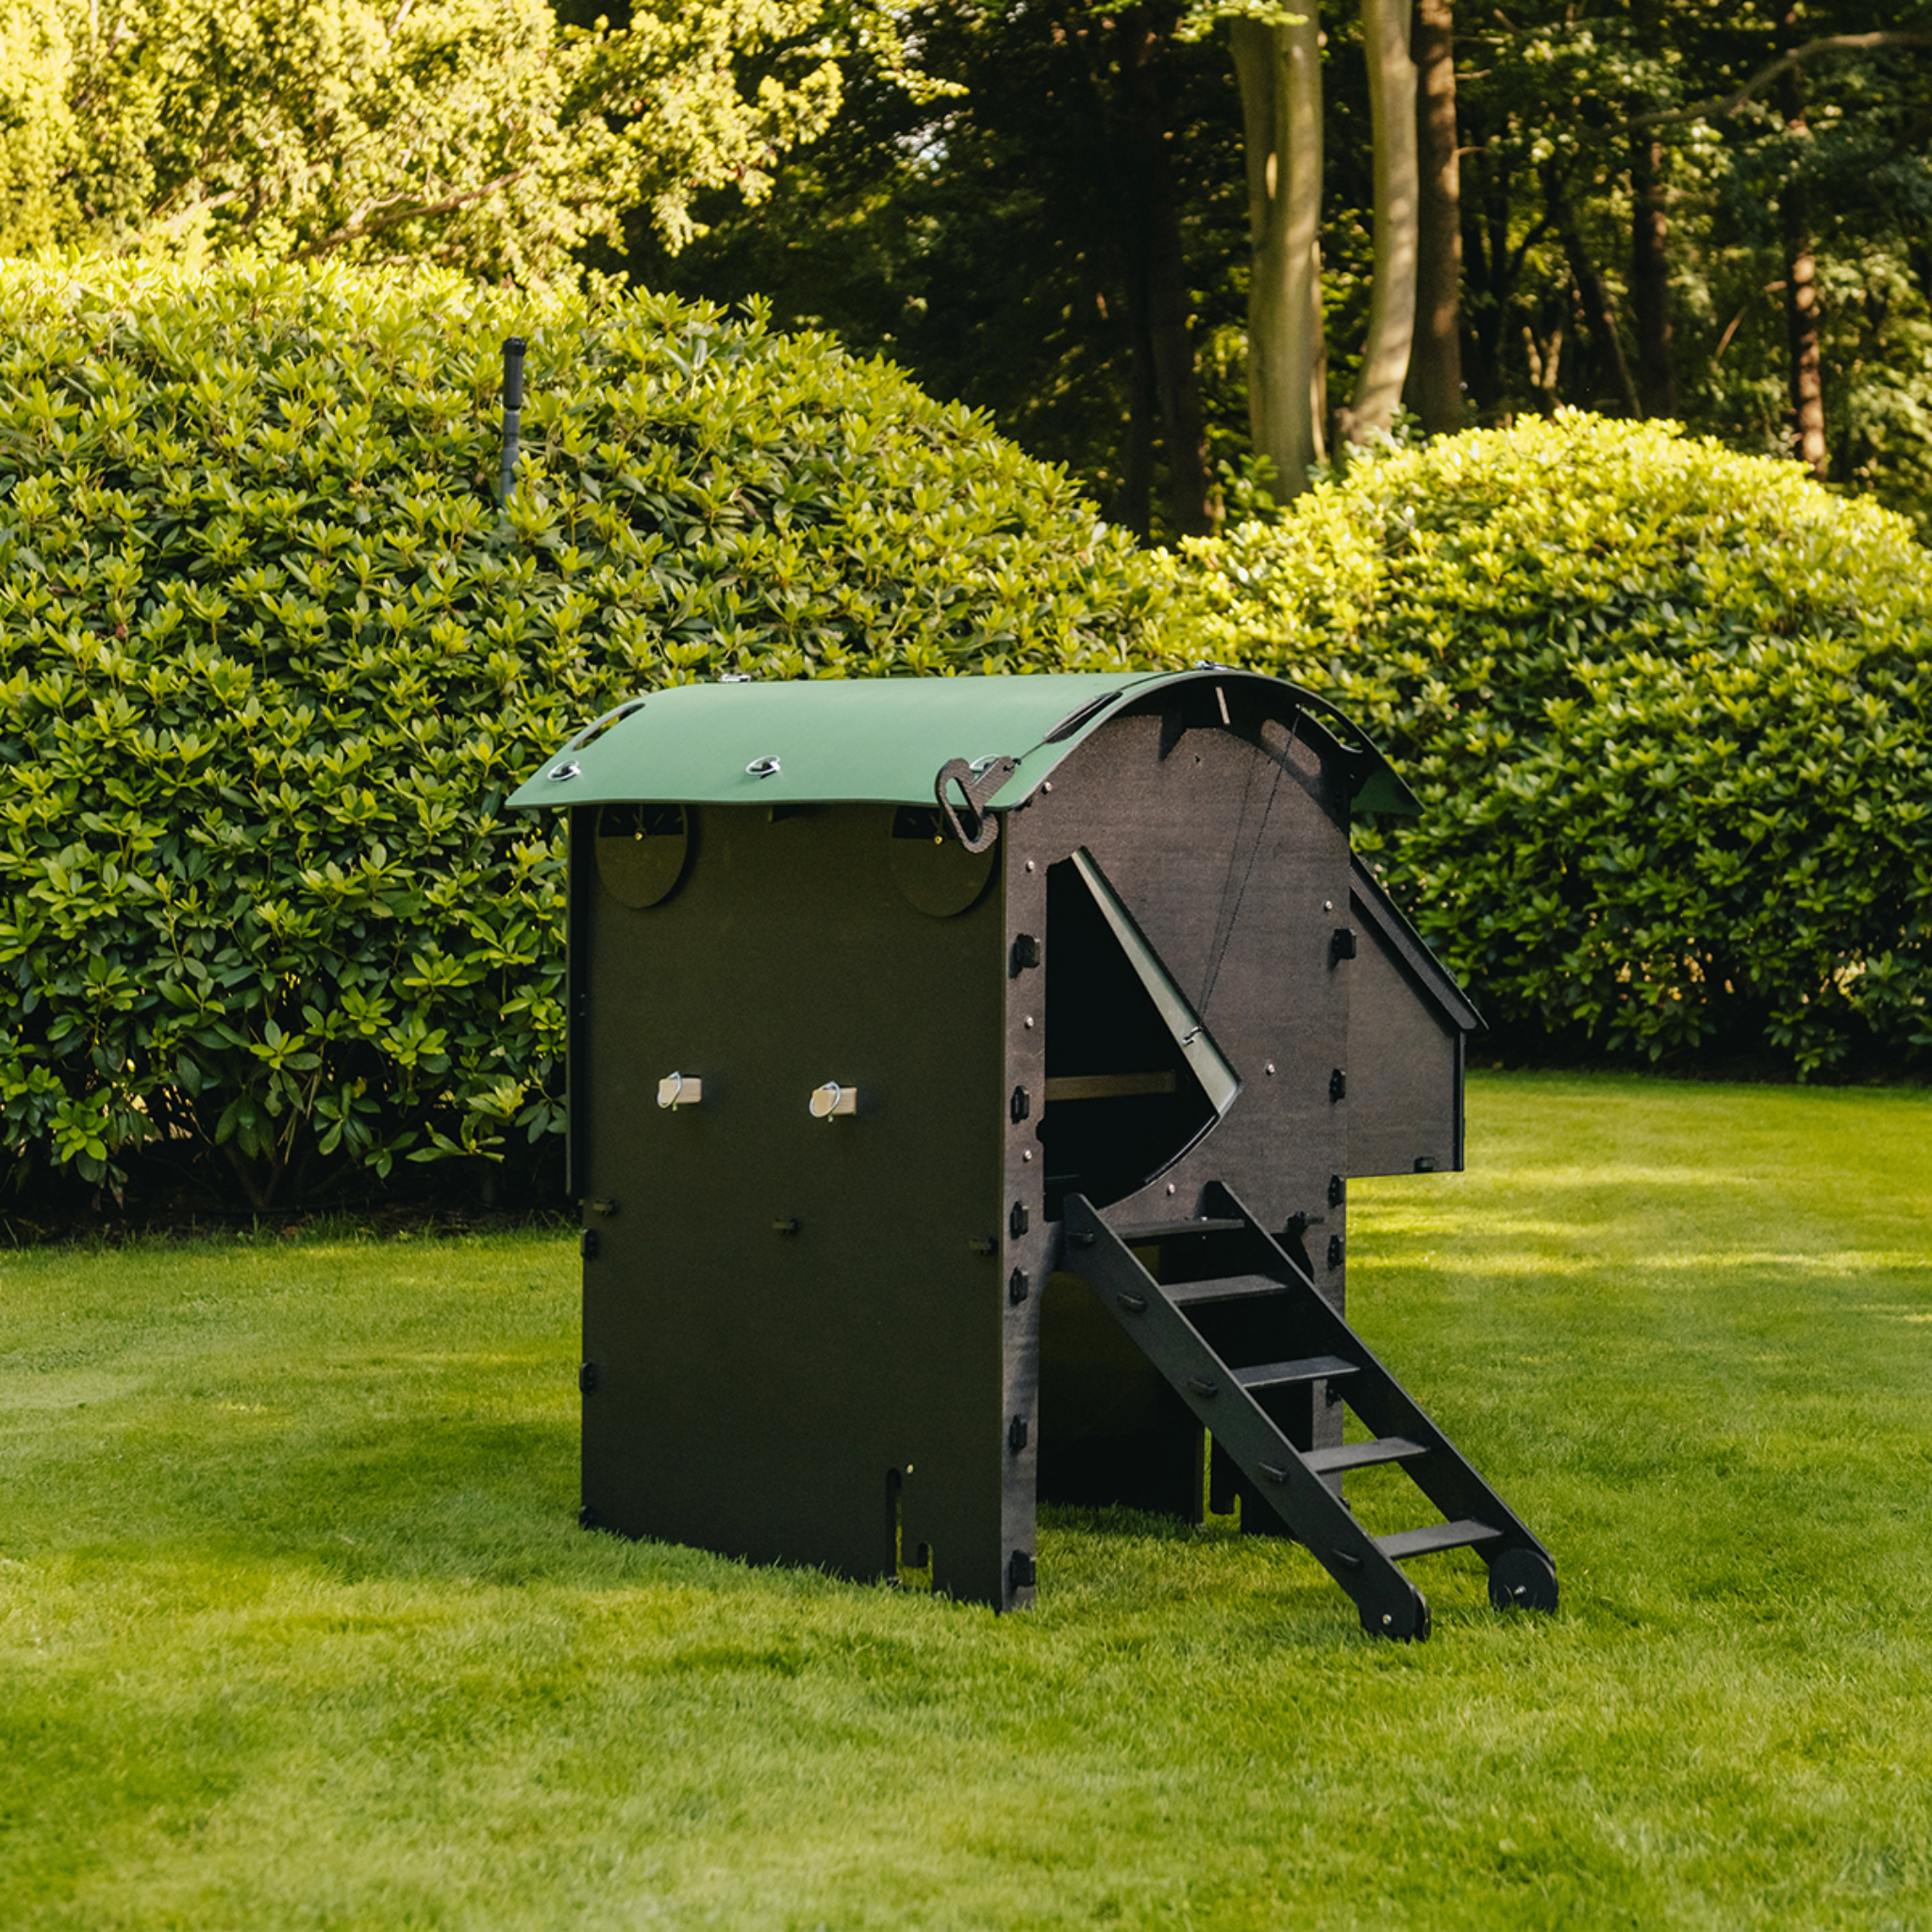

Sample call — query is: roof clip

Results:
[934,755,1018,855]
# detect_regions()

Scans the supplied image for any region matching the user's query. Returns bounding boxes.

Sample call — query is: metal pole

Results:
[500,336,525,506]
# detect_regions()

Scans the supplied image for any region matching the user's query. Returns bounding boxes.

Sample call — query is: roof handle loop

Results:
[935,756,1018,855]
[558,696,651,760]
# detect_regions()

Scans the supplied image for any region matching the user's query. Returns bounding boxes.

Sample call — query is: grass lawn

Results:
[4,1071,1931,1930]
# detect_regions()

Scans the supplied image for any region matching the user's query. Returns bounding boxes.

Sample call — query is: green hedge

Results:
[0,261,1175,1208]
[1186,414,1932,1075]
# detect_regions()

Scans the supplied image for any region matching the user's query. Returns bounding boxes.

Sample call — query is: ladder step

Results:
[1304,1436,1430,1475]
[1232,1354,1357,1391]
[1375,1518,1504,1562]
[1165,1274,1288,1307]
[1108,1216,1246,1243]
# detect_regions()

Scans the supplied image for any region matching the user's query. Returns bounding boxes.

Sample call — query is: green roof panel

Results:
[505,670,1418,817]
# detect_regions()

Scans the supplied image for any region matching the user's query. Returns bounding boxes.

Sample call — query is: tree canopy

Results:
[0,0,931,279]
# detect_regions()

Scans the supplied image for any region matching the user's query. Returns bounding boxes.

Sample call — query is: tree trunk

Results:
[1344,0,1420,441]
[1548,169,1640,416]
[1628,131,1675,416]
[1407,0,1462,434]
[1117,12,1219,535]
[1110,296,1158,539]
[1231,12,1326,495]
[1778,18,1826,478]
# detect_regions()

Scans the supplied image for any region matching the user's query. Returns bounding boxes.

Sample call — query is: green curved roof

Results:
[506,670,1418,817]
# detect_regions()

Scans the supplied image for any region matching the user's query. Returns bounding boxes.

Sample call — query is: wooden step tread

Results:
[1232,1354,1357,1391]
[1304,1436,1430,1475]
[1375,1518,1504,1562]
[1109,1216,1246,1243]
[1164,1274,1287,1307]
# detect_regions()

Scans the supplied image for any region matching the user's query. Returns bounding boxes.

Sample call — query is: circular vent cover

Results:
[595,802,691,908]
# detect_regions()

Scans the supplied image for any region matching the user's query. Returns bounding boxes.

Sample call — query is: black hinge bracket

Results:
[935,755,1019,853]
[578,1360,599,1394]
[1329,1067,1348,1104]
[579,1227,601,1259]
[1009,932,1041,976]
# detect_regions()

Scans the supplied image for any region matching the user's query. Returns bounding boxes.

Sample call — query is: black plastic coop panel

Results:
[508,670,1557,1639]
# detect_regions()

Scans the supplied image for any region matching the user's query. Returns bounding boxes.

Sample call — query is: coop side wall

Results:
[1008,691,1358,1525]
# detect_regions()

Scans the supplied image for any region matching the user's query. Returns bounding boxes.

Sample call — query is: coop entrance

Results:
[1041,849,1240,1216]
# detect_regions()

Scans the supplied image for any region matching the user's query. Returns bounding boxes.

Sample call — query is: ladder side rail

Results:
[1064,1194,1429,1640]
[1204,1181,1555,1570]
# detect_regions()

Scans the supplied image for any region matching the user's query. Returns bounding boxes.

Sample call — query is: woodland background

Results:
[618,0,1932,541]
[8,0,1932,538]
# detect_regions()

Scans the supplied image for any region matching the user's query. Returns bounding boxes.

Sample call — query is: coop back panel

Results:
[574,802,1007,1603]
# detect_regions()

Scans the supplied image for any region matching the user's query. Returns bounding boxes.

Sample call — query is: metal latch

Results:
[658,1073,703,1108]
[808,1081,858,1119]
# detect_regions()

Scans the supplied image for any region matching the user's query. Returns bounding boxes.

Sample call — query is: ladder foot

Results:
[1486,1546,1558,1614]
[1360,1586,1431,1642]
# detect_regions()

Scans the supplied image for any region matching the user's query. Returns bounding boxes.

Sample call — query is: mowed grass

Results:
[4,1074,1931,1931]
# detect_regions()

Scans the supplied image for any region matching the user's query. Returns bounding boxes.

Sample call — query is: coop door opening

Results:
[1041,848,1240,1216]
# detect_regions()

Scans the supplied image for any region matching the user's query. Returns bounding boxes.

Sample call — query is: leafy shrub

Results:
[1185,413,1932,1075]
[0,260,1174,1208]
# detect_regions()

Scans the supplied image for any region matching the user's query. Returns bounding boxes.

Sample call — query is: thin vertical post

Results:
[500,336,525,505]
